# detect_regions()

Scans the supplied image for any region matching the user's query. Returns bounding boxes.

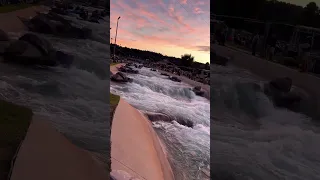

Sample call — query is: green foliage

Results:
[181,54,195,67]
[0,3,33,14]
[0,99,33,146]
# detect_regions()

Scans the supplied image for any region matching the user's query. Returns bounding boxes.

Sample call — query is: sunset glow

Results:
[110,0,210,63]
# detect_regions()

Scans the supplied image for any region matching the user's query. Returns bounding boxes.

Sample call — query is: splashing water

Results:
[111,67,210,180]
[211,64,320,180]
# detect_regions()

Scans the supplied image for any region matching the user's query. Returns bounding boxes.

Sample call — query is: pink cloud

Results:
[180,0,187,4]
[193,7,204,14]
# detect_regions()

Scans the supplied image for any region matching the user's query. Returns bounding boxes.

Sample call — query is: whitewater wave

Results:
[111,67,210,180]
[211,65,320,180]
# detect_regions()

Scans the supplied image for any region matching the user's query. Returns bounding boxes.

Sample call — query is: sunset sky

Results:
[110,0,210,63]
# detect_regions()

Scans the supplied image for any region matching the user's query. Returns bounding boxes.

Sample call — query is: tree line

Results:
[110,44,209,70]
[212,0,320,38]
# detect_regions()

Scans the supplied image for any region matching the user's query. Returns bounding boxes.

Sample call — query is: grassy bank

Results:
[110,93,120,124]
[109,93,119,173]
[0,3,34,13]
[0,99,33,179]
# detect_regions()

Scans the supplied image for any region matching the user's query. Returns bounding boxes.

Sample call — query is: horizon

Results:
[281,0,320,6]
[110,0,210,64]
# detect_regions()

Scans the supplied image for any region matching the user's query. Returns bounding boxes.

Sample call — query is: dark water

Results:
[211,64,320,180]
[0,13,110,166]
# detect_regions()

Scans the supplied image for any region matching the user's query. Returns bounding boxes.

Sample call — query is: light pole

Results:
[113,16,121,60]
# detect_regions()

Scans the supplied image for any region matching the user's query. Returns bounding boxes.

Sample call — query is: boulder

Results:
[146,112,172,122]
[49,50,74,68]
[19,33,54,55]
[27,14,57,34]
[0,29,9,41]
[146,112,194,128]
[160,73,169,76]
[111,72,133,83]
[3,40,57,66]
[269,77,292,93]
[169,76,181,82]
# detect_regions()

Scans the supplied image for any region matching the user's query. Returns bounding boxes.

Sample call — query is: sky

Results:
[110,0,210,63]
[282,0,320,6]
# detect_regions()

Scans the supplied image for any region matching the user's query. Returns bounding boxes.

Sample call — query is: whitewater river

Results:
[111,67,210,180]
[211,64,320,180]
[0,11,110,166]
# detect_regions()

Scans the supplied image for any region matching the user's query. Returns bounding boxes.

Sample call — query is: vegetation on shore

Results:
[109,93,120,173]
[110,62,119,66]
[0,99,33,179]
[0,3,34,13]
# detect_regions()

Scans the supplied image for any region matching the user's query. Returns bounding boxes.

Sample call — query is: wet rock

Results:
[146,112,194,128]
[27,14,57,34]
[169,76,181,82]
[146,112,172,122]
[119,66,138,74]
[269,77,292,93]
[22,13,92,39]
[19,33,54,55]
[49,50,74,68]
[193,86,205,97]
[160,73,169,76]
[264,77,302,109]
[111,72,133,83]
[3,40,57,66]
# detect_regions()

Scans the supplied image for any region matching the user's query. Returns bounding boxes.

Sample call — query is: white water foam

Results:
[211,65,320,180]
[111,67,210,180]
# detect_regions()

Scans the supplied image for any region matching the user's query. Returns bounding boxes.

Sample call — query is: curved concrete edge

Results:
[111,98,175,180]
[10,116,109,180]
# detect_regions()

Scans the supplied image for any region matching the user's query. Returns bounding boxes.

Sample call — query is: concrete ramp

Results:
[10,118,108,180]
[111,98,174,180]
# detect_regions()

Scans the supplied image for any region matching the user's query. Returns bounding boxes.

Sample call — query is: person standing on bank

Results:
[252,32,259,56]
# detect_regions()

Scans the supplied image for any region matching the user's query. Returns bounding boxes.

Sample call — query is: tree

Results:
[181,54,194,67]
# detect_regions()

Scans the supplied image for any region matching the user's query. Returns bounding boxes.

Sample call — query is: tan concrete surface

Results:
[10,117,108,180]
[0,5,50,33]
[111,98,174,180]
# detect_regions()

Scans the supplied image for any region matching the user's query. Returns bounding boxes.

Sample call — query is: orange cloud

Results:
[110,0,210,63]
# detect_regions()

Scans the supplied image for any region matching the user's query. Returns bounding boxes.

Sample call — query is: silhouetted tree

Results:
[181,54,194,67]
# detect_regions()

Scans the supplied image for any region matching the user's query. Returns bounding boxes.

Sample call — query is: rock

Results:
[49,50,74,68]
[269,77,292,93]
[27,14,57,34]
[160,73,169,76]
[0,29,9,41]
[194,86,202,91]
[176,117,194,128]
[169,76,181,82]
[19,33,54,55]
[3,40,57,66]
[111,72,132,83]
[146,112,172,122]
[77,27,92,39]
[146,112,194,128]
